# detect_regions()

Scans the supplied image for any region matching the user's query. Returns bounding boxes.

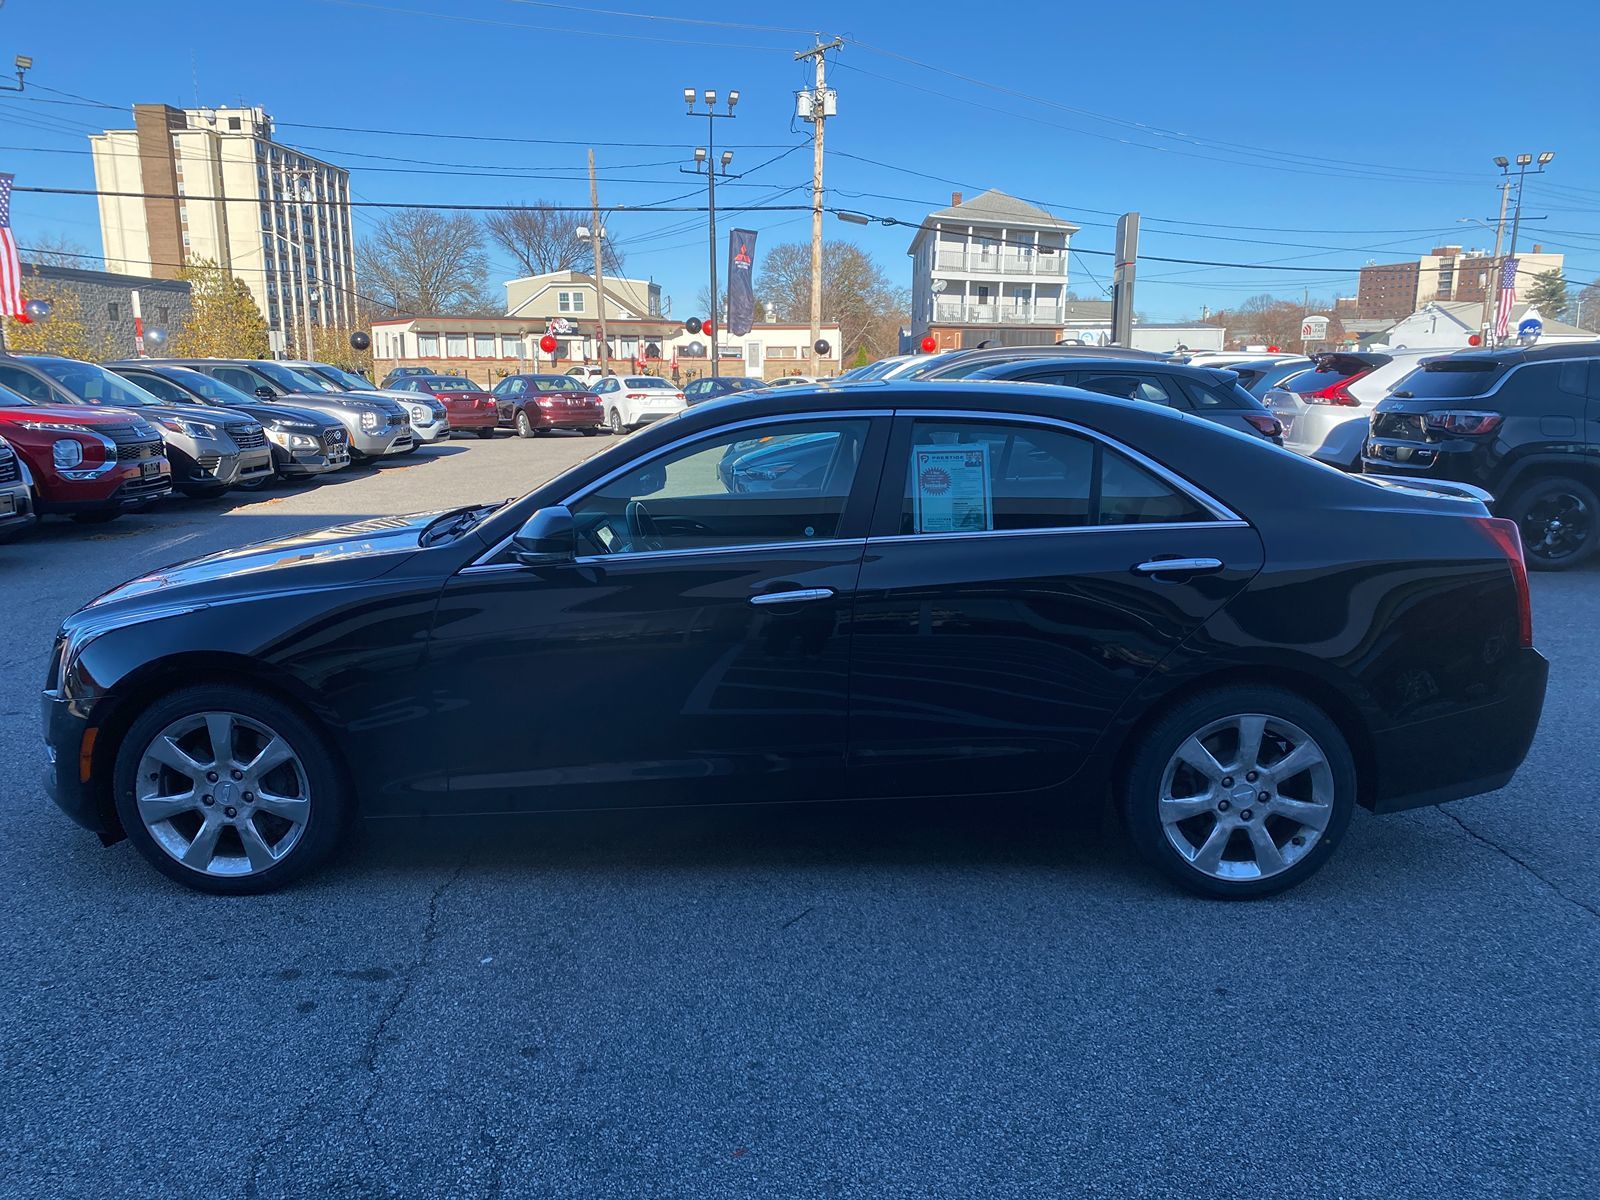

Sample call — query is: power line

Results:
[498,0,821,35]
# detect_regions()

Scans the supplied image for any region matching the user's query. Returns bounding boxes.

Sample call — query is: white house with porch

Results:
[907,190,1078,335]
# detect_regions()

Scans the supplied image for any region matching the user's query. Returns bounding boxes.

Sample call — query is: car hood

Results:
[0,403,158,430]
[79,511,450,613]
[127,402,257,427]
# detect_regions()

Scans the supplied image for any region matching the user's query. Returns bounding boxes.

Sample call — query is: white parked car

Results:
[1264,349,1440,471]
[757,375,824,388]
[593,375,687,433]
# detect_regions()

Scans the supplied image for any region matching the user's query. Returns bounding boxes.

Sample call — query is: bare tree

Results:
[20,234,97,270]
[484,204,626,278]
[1206,293,1342,349]
[356,211,494,315]
[756,240,907,363]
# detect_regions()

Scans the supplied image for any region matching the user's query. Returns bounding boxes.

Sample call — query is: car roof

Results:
[961,356,1238,384]
[1438,339,1600,366]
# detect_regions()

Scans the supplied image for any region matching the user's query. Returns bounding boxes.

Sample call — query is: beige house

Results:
[370,316,841,383]
[504,271,662,322]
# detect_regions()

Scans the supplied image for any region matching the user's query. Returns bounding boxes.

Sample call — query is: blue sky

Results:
[4,0,1599,322]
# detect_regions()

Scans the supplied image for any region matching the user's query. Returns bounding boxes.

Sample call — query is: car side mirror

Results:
[511,505,576,565]
[255,385,277,399]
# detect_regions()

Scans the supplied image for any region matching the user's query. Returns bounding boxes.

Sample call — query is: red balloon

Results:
[1266,345,1280,353]
[539,334,557,353]
[920,335,937,353]
[1467,334,1482,346]
[703,320,715,336]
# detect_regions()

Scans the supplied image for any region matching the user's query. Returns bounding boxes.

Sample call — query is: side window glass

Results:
[899,419,1211,535]
[1179,377,1246,411]
[1502,362,1559,407]
[213,368,256,393]
[1079,373,1179,407]
[1021,371,1078,388]
[569,419,872,556]
[0,367,52,403]
[130,373,184,403]
[1556,360,1587,398]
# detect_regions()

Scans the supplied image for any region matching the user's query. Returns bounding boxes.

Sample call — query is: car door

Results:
[427,411,891,815]
[492,376,524,423]
[845,410,1264,801]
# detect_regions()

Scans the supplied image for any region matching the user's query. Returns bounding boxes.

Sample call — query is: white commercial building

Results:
[90,104,356,353]
[1383,301,1597,350]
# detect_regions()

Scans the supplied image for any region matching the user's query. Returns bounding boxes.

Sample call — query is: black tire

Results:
[112,685,352,895]
[235,473,270,491]
[178,484,230,500]
[476,428,495,440]
[70,510,120,524]
[1120,685,1356,899]
[1503,476,1599,571]
[607,408,624,435]
[515,410,535,439]
[580,427,600,436]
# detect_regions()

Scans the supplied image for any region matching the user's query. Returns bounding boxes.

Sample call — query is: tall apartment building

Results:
[1356,244,1562,320]
[90,104,356,352]
[908,190,1077,344]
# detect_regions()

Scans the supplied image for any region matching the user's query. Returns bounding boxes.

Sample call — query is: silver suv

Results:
[281,360,450,447]
[166,360,413,460]
[0,356,273,497]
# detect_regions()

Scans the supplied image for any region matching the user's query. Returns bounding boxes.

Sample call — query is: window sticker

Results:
[913,443,992,533]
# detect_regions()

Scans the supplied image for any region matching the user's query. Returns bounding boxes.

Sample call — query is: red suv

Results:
[0,378,172,523]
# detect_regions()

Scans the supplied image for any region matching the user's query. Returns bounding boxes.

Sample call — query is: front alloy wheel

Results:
[515,409,535,439]
[1123,687,1355,898]
[1508,477,1598,571]
[113,686,348,893]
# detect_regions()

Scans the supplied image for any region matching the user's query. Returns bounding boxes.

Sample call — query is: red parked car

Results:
[387,375,498,439]
[490,373,604,437]
[0,381,172,523]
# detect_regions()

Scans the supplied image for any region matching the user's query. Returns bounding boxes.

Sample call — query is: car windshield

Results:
[162,368,257,406]
[1389,359,1502,399]
[724,377,764,390]
[27,358,163,407]
[311,365,376,390]
[256,362,339,394]
[625,377,673,388]
[529,377,583,392]
[427,378,477,391]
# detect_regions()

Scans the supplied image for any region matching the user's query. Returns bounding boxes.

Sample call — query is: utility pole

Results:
[587,149,609,378]
[1487,152,1554,344]
[1479,180,1511,347]
[682,89,738,381]
[797,38,842,377]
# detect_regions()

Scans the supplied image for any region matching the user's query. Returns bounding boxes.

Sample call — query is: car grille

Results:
[197,455,222,474]
[1372,412,1428,439]
[0,451,17,484]
[322,428,347,449]
[115,438,166,461]
[227,423,268,450]
[122,471,170,497]
[386,413,409,430]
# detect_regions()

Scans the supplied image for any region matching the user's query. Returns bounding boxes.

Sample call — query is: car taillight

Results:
[1474,516,1532,648]
[1243,413,1283,438]
[626,392,648,399]
[1424,410,1503,435]
[1302,369,1369,406]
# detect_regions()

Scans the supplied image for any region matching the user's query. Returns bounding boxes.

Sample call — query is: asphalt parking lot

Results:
[2,433,1597,1200]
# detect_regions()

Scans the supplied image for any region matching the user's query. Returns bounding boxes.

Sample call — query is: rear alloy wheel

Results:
[515,409,535,439]
[607,407,624,435]
[113,686,350,894]
[1122,687,1355,898]
[1506,477,1598,571]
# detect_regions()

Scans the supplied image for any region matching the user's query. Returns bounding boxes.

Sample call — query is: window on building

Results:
[417,333,440,357]
[157,307,169,325]
[474,333,497,357]
[107,303,120,322]
[445,333,468,357]
[228,117,242,131]
[557,291,586,313]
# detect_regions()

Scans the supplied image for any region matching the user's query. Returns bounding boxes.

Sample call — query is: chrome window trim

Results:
[465,403,1247,571]
[459,536,869,575]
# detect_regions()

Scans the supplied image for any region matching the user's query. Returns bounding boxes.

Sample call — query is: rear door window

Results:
[1076,373,1184,408]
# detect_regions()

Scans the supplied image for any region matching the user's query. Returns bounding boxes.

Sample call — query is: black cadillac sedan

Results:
[41,383,1547,897]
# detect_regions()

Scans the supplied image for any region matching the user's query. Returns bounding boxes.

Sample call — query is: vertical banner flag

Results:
[1494,257,1519,340]
[727,228,758,337]
[0,174,24,317]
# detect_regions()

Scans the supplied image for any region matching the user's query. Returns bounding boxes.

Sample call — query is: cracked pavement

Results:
[2,436,1597,1199]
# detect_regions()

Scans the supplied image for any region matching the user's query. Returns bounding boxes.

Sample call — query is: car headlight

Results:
[408,404,430,422]
[52,438,85,469]
[360,411,378,431]
[155,416,217,440]
[19,420,93,435]
[288,434,318,450]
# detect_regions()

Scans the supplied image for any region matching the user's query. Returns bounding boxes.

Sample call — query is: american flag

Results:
[1494,257,1519,340]
[0,173,23,318]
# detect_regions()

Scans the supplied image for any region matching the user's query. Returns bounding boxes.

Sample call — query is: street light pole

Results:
[683,88,737,382]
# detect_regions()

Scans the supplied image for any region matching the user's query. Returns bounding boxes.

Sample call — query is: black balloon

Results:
[349,331,372,350]
[683,317,702,334]
[813,339,831,356]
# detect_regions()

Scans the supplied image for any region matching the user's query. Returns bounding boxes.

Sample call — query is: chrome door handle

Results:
[750,587,835,606]
[1132,557,1225,576]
